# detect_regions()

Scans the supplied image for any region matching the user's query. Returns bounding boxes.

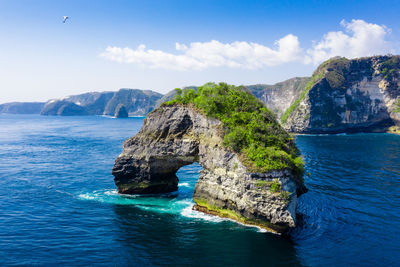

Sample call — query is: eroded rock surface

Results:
[112,105,306,233]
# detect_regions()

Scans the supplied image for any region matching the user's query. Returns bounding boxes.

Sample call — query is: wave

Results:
[99,115,116,119]
[180,203,225,222]
[77,189,270,233]
[178,182,190,187]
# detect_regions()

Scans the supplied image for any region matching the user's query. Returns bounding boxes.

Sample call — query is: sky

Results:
[0,0,400,103]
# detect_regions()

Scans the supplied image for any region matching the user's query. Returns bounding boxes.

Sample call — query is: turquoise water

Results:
[0,115,399,266]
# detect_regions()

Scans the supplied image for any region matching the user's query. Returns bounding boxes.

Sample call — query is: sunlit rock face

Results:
[247,77,310,118]
[283,56,400,133]
[112,105,306,233]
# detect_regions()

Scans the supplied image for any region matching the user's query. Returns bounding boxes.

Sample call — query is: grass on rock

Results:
[162,82,304,175]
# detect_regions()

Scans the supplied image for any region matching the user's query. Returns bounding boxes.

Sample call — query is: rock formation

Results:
[155,81,310,118]
[114,104,128,118]
[41,89,162,116]
[40,100,88,116]
[0,102,45,114]
[112,85,307,233]
[246,77,310,118]
[282,56,400,133]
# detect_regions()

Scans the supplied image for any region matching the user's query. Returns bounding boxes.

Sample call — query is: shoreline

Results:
[193,204,284,235]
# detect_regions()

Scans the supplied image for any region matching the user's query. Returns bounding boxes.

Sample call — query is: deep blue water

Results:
[0,114,399,266]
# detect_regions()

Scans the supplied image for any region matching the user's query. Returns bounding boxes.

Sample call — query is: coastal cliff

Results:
[41,89,162,117]
[281,56,400,133]
[247,77,310,118]
[112,83,306,233]
[0,102,45,114]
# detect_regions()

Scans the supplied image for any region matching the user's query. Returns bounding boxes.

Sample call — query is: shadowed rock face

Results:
[112,105,306,233]
[41,100,88,116]
[114,104,128,118]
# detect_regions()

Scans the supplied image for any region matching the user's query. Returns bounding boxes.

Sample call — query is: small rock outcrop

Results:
[114,104,128,118]
[113,84,306,233]
[282,56,400,133]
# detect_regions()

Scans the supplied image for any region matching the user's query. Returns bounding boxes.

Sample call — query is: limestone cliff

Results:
[247,77,310,118]
[113,97,306,233]
[282,56,400,133]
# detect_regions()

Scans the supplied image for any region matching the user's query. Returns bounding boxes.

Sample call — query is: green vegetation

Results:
[279,191,291,202]
[380,57,400,80]
[280,71,324,124]
[255,179,293,202]
[255,180,270,187]
[163,82,304,175]
[255,179,279,188]
[233,162,238,170]
[269,179,281,193]
[194,198,245,222]
[193,197,287,233]
[394,99,400,113]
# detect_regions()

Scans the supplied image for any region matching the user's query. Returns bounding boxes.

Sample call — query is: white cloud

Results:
[100,35,305,70]
[101,19,394,70]
[307,19,392,64]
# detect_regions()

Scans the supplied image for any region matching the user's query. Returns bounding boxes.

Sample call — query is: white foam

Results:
[180,204,225,222]
[104,189,118,196]
[178,182,190,187]
[180,203,278,234]
[100,115,116,119]
[78,190,277,234]
[78,193,96,200]
[230,219,277,234]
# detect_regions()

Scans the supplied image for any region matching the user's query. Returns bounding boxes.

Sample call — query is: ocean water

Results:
[0,114,399,266]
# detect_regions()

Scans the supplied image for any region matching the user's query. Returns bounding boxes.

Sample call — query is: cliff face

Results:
[247,77,310,118]
[114,104,128,118]
[0,102,45,114]
[41,89,163,116]
[283,56,400,133]
[112,105,306,233]
[103,89,162,116]
[40,100,88,116]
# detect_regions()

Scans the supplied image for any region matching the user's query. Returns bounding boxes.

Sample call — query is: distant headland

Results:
[1,55,399,134]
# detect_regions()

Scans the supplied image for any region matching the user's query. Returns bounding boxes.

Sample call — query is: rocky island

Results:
[112,83,307,233]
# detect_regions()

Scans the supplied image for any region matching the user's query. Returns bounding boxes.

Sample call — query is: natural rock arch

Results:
[112,105,305,233]
[112,107,205,194]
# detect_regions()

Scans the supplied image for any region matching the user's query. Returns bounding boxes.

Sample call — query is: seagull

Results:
[63,16,69,23]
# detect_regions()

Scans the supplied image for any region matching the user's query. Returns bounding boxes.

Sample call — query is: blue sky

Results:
[0,0,399,103]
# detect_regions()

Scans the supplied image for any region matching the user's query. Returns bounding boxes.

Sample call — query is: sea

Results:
[0,114,399,266]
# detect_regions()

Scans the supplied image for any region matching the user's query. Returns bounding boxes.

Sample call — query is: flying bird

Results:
[62,16,69,23]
